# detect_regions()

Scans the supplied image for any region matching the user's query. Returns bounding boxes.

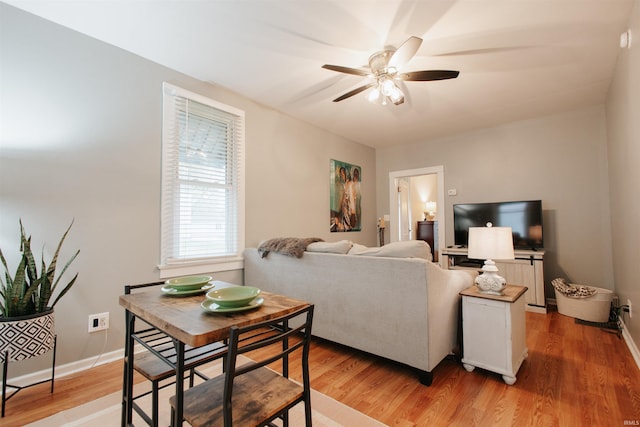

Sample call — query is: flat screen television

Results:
[453,200,544,250]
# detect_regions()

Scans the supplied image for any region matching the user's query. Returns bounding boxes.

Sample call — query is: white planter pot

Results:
[0,309,55,363]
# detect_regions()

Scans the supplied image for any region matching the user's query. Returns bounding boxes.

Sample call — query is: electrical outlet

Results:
[628,299,633,319]
[88,312,109,332]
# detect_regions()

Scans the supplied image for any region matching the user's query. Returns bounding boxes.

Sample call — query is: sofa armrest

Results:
[425,263,476,368]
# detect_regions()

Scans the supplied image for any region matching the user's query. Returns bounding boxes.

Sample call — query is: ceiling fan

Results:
[322,36,459,106]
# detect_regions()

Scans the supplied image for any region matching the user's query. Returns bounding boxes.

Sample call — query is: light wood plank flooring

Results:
[2,310,639,426]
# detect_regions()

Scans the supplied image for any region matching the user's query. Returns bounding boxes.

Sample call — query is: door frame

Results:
[396,176,412,241]
[388,166,445,264]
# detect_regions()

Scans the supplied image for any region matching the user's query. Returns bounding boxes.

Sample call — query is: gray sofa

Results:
[243,245,475,385]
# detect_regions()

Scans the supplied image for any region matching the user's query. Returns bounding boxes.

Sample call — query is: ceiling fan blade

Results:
[399,70,460,81]
[332,83,376,102]
[388,36,423,69]
[322,64,371,77]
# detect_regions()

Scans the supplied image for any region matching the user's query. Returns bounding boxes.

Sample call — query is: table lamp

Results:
[424,201,437,221]
[467,222,515,295]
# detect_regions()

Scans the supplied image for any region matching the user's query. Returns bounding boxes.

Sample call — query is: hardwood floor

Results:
[2,310,640,426]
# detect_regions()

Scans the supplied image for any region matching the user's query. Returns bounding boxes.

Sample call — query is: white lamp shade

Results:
[425,201,437,213]
[467,226,515,260]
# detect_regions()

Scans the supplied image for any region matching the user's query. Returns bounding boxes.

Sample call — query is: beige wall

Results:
[0,4,376,376]
[606,0,639,351]
[243,111,376,246]
[376,106,614,301]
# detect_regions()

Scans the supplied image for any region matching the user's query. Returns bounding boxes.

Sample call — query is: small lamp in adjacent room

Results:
[424,201,437,221]
[467,222,515,295]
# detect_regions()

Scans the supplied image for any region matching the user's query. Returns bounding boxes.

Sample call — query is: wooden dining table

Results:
[119,280,310,426]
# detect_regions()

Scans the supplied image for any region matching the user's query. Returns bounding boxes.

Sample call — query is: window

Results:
[159,82,245,277]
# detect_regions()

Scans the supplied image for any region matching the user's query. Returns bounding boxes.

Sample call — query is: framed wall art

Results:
[330,159,361,232]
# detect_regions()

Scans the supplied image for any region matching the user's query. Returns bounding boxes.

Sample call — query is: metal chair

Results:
[170,304,314,427]
[124,282,227,427]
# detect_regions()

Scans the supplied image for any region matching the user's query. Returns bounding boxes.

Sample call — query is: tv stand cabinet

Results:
[441,247,546,313]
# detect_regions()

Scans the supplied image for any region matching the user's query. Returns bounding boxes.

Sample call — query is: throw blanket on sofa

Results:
[257,237,323,258]
[552,278,597,298]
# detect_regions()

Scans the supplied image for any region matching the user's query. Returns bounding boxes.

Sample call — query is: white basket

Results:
[554,286,613,323]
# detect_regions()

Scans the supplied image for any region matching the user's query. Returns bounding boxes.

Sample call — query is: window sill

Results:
[158,256,244,279]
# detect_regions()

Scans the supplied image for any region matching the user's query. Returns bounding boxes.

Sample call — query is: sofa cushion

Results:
[306,240,353,254]
[348,240,432,260]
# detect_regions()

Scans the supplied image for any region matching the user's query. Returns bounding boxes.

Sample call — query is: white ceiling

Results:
[6,0,634,149]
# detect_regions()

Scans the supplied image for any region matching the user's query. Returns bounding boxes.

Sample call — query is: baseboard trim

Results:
[619,317,640,371]
[2,348,123,388]
[1,343,154,388]
[526,304,547,314]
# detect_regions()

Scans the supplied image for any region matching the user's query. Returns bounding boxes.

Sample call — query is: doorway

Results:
[388,166,445,265]
[397,177,412,241]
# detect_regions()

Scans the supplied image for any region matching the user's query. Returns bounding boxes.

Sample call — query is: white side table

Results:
[460,285,528,385]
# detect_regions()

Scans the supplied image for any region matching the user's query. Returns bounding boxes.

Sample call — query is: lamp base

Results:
[474,260,507,295]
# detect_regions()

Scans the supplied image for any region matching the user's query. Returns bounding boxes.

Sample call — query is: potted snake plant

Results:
[0,220,79,365]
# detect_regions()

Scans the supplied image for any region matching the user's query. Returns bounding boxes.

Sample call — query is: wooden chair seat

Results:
[170,304,314,427]
[171,366,304,426]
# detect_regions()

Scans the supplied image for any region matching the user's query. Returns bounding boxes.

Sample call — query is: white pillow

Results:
[349,240,432,260]
[306,240,353,254]
[347,243,369,255]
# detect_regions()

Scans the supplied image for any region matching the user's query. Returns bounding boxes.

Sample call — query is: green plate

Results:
[164,275,213,291]
[205,286,261,307]
[201,297,264,313]
[161,282,215,297]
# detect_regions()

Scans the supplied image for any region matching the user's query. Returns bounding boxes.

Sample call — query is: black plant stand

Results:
[1,337,57,417]
[0,309,57,416]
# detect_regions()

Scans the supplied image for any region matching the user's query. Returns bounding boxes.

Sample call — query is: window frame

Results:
[158,82,245,278]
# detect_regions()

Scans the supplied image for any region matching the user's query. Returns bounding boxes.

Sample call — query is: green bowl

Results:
[206,286,261,308]
[164,275,213,291]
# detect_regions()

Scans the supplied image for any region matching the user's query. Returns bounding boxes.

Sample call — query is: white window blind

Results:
[160,82,244,276]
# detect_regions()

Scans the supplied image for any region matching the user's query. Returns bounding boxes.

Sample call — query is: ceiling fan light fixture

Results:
[368,87,381,103]
[378,77,404,105]
[381,78,396,96]
[389,86,404,104]
[367,78,404,106]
